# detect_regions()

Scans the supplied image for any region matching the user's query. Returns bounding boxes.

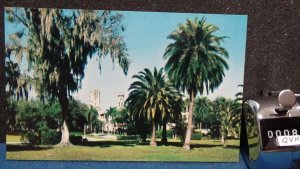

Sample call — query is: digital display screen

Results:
[260,117,300,150]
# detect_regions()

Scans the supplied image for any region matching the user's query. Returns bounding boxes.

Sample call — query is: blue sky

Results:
[5,10,248,112]
[72,11,248,112]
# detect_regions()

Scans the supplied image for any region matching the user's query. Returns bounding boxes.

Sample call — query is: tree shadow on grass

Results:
[192,143,240,149]
[6,144,54,152]
[160,141,240,149]
[76,139,240,149]
[77,140,148,148]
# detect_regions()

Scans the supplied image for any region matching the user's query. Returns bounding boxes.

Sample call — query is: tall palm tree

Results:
[164,17,229,150]
[126,67,180,146]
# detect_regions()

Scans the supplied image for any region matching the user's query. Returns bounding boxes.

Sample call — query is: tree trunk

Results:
[222,134,227,147]
[83,125,86,138]
[199,122,202,130]
[161,118,168,145]
[150,121,157,146]
[57,90,72,147]
[183,91,195,150]
[222,131,227,147]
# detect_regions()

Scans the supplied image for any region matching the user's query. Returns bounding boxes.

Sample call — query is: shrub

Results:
[21,130,40,145]
[40,129,61,145]
[126,123,138,135]
[70,135,83,144]
[210,125,221,139]
[156,130,173,138]
[191,133,202,140]
[117,135,139,140]
[172,121,187,142]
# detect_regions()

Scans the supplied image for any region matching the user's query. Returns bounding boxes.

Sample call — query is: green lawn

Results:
[6,138,240,162]
[6,134,21,142]
[70,132,84,136]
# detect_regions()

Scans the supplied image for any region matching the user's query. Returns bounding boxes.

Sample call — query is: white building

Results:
[88,90,127,135]
[180,101,189,123]
[117,93,125,110]
[103,93,126,134]
[89,89,105,122]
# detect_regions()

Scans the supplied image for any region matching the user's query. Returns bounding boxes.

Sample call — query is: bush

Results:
[126,123,138,135]
[156,130,173,138]
[172,121,187,142]
[70,135,83,144]
[117,135,139,140]
[21,131,40,145]
[41,129,61,145]
[210,125,221,139]
[191,133,202,140]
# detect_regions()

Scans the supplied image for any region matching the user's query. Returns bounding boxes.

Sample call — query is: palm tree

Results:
[126,67,180,146]
[235,84,244,102]
[194,97,213,130]
[161,81,184,144]
[6,8,130,146]
[106,107,118,122]
[214,97,240,147]
[231,85,244,138]
[86,107,99,133]
[164,17,229,150]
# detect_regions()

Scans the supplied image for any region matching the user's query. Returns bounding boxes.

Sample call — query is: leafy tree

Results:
[164,17,229,150]
[42,100,61,130]
[5,32,29,100]
[5,8,130,146]
[105,107,130,134]
[68,100,88,131]
[12,99,61,145]
[6,99,19,133]
[5,43,33,130]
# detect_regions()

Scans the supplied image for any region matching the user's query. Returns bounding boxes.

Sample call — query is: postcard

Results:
[5,7,247,162]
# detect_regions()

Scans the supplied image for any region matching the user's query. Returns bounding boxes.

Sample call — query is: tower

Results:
[117,93,125,110]
[89,89,105,122]
[89,89,100,110]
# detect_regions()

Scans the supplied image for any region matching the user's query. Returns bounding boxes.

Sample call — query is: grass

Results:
[6,137,240,162]
[6,134,21,142]
[70,132,84,136]
[248,136,260,160]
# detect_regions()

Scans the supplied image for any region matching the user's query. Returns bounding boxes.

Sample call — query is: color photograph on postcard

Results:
[5,7,247,162]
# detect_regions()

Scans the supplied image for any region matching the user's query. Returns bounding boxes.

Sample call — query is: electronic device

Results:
[243,89,300,169]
